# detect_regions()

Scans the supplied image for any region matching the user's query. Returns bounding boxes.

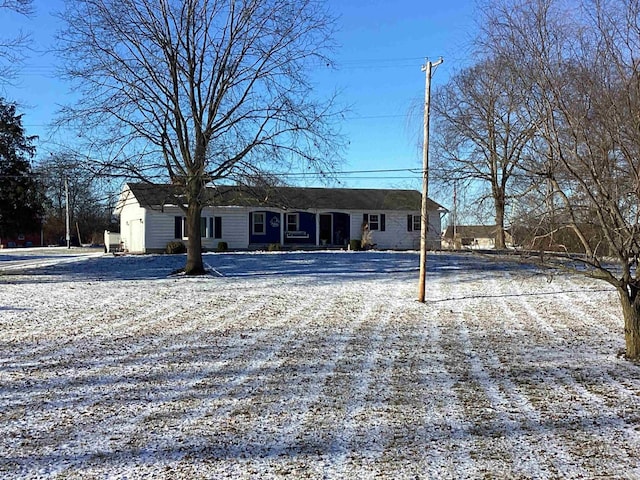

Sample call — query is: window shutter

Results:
[363,213,369,225]
[407,215,413,232]
[380,214,386,231]
[214,217,222,239]
[174,216,182,238]
[209,218,214,238]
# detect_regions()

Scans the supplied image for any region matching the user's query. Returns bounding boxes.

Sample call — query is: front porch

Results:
[248,210,351,249]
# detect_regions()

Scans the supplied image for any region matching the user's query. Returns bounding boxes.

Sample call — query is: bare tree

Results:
[35,152,118,245]
[432,56,539,248]
[481,0,640,359]
[56,0,343,274]
[0,0,34,85]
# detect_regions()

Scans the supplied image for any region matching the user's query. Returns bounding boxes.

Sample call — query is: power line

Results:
[0,166,426,179]
[272,167,422,176]
[0,165,552,180]
[12,57,431,76]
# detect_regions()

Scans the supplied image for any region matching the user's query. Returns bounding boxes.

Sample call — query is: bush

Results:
[217,241,228,252]
[267,243,281,251]
[166,241,186,254]
[349,239,361,251]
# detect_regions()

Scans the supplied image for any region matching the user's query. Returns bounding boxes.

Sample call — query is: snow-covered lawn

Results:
[1,249,639,479]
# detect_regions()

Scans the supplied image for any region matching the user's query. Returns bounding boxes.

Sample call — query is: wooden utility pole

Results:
[418,57,443,303]
[65,177,71,249]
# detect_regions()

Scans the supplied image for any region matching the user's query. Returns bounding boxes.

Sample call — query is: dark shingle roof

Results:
[122,183,447,212]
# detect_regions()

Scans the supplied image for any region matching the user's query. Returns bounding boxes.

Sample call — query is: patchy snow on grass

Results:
[1,249,640,479]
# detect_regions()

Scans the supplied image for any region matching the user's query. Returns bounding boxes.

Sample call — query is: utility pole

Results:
[418,57,443,303]
[453,180,457,247]
[65,177,70,249]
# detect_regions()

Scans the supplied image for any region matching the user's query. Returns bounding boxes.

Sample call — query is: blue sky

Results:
[2,0,477,205]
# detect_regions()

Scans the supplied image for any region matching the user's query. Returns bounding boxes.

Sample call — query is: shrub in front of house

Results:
[166,241,186,254]
[217,241,228,252]
[349,239,361,251]
[267,243,281,251]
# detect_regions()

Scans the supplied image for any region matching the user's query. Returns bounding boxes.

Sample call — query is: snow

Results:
[1,248,640,479]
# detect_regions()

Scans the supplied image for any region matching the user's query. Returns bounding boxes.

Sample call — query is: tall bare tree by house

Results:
[56,0,343,274]
[431,56,539,248]
[480,0,640,359]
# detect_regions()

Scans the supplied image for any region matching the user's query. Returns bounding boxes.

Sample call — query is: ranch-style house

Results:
[114,183,447,253]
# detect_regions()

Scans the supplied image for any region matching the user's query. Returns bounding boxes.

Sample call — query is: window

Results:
[202,217,222,238]
[408,215,421,232]
[210,216,222,239]
[369,214,379,230]
[363,213,385,231]
[286,213,299,231]
[174,216,187,238]
[191,217,223,238]
[253,212,265,234]
[413,215,421,231]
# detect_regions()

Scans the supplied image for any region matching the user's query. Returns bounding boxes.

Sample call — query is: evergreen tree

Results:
[0,97,44,238]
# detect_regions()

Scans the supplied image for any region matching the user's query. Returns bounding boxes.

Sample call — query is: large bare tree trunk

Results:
[618,287,640,360]
[495,195,506,250]
[185,200,205,275]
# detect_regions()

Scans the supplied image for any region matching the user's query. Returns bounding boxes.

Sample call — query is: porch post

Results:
[315,211,320,246]
[280,211,285,246]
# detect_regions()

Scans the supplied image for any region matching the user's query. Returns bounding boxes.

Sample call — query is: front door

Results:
[319,213,332,245]
[332,213,349,247]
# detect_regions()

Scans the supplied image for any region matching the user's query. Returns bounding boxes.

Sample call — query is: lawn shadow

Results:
[1,324,637,476]
[0,250,547,286]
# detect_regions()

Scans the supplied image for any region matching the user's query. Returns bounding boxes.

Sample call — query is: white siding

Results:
[201,206,248,250]
[139,205,250,252]
[145,206,181,251]
[119,194,146,253]
[349,210,442,250]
